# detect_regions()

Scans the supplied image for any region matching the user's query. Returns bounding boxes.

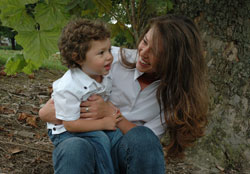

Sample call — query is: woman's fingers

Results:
[80,100,90,107]
[80,112,92,118]
[88,94,100,101]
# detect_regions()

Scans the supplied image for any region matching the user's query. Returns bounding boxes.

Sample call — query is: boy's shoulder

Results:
[53,68,91,94]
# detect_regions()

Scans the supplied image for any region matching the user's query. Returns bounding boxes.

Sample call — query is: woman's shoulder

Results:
[111,46,138,63]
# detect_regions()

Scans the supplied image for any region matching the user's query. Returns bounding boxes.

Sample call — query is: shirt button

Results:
[53,127,56,131]
[84,86,87,89]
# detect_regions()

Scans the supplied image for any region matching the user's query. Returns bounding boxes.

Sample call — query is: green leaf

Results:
[0,0,36,31]
[93,0,112,14]
[15,29,60,67]
[35,0,70,30]
[24,0,38,4]
[4,54,27,75]
[22,59,38,74]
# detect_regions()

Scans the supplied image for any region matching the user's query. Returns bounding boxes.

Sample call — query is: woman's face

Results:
[136,28,157,74]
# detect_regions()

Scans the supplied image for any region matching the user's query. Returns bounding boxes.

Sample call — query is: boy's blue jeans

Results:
[50,126,166,174]
[48,129,122,174]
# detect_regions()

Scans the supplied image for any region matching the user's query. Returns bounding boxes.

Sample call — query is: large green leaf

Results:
[22,59,39,74]
[15,29,60,66]
[35,0,70,30]
[4,54,27,75]
[0,0,36,31]
[93,0,112,15]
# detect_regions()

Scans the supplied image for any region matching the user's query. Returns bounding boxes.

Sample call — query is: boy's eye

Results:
[98,51,104,55]
[109,48,112,52]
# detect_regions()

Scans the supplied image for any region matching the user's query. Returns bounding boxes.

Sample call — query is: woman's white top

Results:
[109,47,166,137]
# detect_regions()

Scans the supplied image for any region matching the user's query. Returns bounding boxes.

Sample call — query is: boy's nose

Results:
[106,52,113,61]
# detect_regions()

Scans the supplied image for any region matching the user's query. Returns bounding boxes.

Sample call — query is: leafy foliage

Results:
[4,54,27,75]
[0,0,70,74]
[0,0,173,75]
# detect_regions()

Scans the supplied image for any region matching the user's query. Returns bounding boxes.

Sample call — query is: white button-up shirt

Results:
[47,68,112,134]
[109,47,166,137]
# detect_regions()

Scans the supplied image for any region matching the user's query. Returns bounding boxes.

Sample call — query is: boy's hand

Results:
[102,113,123,130]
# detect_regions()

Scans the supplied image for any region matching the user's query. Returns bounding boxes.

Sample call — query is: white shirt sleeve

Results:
[111,46,138,63]
[143,114,166,138]
[53,89,81,121]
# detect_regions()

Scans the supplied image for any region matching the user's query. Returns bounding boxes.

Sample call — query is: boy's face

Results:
[80,38,113,77]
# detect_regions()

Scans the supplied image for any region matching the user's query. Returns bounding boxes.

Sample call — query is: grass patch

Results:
[0,49,67,71]
[0,49,21,65]
[41,53,67,71]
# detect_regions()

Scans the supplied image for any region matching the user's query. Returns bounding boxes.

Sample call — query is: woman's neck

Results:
[137,73,158,90]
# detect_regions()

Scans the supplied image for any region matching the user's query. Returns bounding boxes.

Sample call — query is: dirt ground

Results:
[0,67,238,174]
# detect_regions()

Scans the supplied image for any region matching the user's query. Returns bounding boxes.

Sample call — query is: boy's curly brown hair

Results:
[58,18,110,68]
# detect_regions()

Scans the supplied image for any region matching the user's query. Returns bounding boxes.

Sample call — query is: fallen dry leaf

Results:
[0,105,15,114]
[26,116,38,128]
[0,106,5,113]
[216,164,225,172]
[48,86,53,95]
[28,73,35,79]
[9,147,22,154]
[18,113,38,128]
[0,70,6,76]
[18,113,30,121]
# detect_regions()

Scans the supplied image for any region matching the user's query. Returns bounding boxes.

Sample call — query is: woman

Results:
[39,14,208,174]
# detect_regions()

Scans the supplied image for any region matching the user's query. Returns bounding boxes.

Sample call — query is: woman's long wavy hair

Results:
[121,15,209,159]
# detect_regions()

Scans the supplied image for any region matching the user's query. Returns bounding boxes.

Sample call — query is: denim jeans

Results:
[48,129,123,174]
[51,126,166,174]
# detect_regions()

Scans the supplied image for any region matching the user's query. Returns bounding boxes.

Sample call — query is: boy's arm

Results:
[116,115,137,134]
[63,116,122,132]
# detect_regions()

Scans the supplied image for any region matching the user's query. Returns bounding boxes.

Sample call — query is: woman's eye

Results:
[143,39,147,45]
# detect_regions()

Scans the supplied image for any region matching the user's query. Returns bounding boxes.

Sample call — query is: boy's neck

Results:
[89,74,103,83]
[80,67,103,83]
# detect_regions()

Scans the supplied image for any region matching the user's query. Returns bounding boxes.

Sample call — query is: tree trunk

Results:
[11,37,15,50]
[163,0,250,173]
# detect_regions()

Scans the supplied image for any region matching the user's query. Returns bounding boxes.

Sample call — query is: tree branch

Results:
[96,0,135,43]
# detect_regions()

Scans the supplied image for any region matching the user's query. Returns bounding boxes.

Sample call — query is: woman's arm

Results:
[39,99,62,124]
[80,95,137,134]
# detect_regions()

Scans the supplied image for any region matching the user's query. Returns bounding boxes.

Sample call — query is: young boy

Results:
[47,19,122,174]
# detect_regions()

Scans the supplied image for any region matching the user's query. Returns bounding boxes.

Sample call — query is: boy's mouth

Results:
[104,63,111,71]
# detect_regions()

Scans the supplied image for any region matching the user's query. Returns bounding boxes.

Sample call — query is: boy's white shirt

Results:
[47,68,112,134]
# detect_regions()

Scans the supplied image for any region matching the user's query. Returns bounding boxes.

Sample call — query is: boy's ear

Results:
[72,52,78,60]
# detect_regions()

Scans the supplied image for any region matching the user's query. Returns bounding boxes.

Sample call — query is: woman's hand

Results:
[80,94,118,120]
[39,98,62,125]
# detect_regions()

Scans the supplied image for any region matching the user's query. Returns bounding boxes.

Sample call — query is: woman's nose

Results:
[140,46,150,58]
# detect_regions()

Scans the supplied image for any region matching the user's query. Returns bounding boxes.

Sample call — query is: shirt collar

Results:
[134,67,144,80]
[133,67,161,85]
[71,68,95,87]
[72,68,111,88]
